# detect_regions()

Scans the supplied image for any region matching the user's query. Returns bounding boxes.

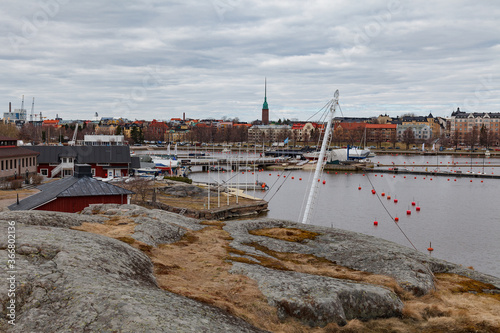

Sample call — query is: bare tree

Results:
[479,125,489,148]
[389,130,398,148]
[0,123,20,138]
[402,128,415,149]
[451,130,461,149]
[464,126,479,150]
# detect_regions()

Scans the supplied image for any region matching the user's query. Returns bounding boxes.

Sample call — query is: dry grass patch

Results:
[0,188,39,209]
[398,273,500,332]
[72,216,136,239]
[231,241,407,298]
[249,227,319,242]
[150,221,336,333]
[68,214,500,332]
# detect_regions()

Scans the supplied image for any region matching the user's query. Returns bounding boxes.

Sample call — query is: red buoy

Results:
[394,198,398,203]
[394,217,399,222]
[381,192,385,197]
[371,189,376,194]
[322,180,326,184]
[387,195,391,200]
[299,178,302,181]
[428,242,434,252]
[406,210,411,215]
[358,186,362,190]
[373,221,378,226]
[416,206,421,211]
[269,173,271,176]
[411,201,416,206]
[291,177,294,179]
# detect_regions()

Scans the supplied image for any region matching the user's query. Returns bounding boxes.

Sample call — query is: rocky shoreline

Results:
[1,205,499,332]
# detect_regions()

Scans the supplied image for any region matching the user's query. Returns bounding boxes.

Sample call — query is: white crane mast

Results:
[301,90,339,224]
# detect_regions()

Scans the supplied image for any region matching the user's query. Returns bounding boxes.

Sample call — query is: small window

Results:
[41,169,48,176]
[1,160,3,170]
[91,168,96,176]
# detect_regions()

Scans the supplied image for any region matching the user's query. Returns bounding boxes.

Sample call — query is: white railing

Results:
[51,162,74,178]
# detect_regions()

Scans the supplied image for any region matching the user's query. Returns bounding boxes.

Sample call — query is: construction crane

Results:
[68,124,79,146]
[30,97,35,122]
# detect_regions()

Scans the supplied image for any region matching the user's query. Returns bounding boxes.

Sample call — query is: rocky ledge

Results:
[0,205,499,332]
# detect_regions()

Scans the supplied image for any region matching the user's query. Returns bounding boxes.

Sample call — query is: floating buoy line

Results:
[364,173,423,254]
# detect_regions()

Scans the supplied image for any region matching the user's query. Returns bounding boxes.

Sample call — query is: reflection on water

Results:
[188,154,500,278]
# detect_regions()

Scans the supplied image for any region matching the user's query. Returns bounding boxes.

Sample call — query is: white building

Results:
[397,124,432,140]
[81,135,126,146]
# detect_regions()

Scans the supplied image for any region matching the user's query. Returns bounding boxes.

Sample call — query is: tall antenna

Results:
[20,95,24,111]
[302,90,339,224]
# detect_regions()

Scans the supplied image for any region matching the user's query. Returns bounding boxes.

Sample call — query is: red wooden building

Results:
[9,165,133,213]
[24,145,139,178]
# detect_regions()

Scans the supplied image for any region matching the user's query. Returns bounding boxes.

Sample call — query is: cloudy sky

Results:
[1,0,498,122]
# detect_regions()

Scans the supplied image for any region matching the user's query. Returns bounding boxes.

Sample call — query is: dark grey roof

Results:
[0,146,40,158]
[9,176,133,211]
[130,156,141,169]
[23,145,132,164]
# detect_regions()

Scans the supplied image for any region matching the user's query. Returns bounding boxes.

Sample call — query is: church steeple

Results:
[263,78,268,109]
[262,78,269,125]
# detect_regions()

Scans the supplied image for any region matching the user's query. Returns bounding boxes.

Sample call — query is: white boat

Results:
[151,155,179,172]
[303,146,370,161]
[347,146,371,159]
[135,168,160,179]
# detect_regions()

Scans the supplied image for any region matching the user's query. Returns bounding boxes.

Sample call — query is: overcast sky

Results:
[1,0,499,122]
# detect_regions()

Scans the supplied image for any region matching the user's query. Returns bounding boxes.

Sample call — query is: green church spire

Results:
[263,78,268,109]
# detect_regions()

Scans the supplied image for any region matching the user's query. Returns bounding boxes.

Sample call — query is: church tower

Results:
[262,78,269,125]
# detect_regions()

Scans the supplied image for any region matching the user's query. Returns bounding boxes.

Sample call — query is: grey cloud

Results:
[0,0,498,121]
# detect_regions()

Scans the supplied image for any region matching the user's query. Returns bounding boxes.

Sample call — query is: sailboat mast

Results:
[302,90,339,224]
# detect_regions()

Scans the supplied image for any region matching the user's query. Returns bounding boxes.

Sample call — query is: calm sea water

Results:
[184,152,500,278]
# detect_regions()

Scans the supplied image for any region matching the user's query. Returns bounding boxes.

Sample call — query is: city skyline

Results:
[1,1,499,122]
